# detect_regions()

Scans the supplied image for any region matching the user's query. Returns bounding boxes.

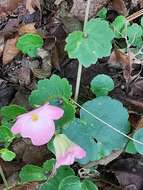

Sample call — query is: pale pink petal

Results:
[11,114,31,134]
[34,104,64,120]
[69,145,86,159]
[20,118,55,146]
[55,152,75,169]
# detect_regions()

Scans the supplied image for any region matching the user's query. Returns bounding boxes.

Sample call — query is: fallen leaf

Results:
[109,49,132,82]
[70,0,109,21]
[0,36,4,57]
[26,0,41,14]
[19,23,37,35]
[0,0,21,17]
[2,35,19,64]
[111,0,128,16]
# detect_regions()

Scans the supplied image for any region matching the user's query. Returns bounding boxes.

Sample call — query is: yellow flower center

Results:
[31,113,39,121]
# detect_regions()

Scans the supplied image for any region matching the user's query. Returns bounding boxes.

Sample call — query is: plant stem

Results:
[74,0,92,102]
[0,165,8,189]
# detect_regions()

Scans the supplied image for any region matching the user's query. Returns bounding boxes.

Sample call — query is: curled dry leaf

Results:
[0,0,21,17]
[0,36,4,57]
[26,0,41,14]
[110,0,128,16]
[70,0,109,21]
[3,35,20,64]
[19,23,37,35]
[109,49,132,83]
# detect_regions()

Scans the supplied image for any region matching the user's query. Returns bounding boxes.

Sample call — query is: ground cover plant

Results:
[1,0,143,190]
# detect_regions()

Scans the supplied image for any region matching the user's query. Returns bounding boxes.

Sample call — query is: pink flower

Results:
[53,134,86,169]
[11,104,64,146]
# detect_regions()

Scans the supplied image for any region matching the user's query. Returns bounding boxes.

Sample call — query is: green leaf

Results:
[42,159,55,173]
[133,128,143,154]
[96,7,107,19]
[0,105,26,122]
[16,33,44,57]
[64,97,130,163]
[0,126,14,146]
[40,166,75,190]
[125,140,137,154]
[81,179,98,190]
[56,98,76,127]
[91,74,114,96]
[20,164,47,183]
[127,23,142,47]
[0,149,16,161]
[111,16,127,38]
[59,176,81,190]
[65,18,114,67]
[29,75,75,126]
[29,75,72,105]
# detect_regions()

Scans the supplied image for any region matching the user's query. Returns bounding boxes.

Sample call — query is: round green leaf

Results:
[40,166,75,190]
[127,23,143,47]
[16,33,44,57]
[0,105,26,121]
[133,128,143,154]
[65,18,114,67]
[42,159,55,173]
[111,16,127,38]
[0,149,16,161]
[59,176,81,190]
[20,164,47,183]
[91,74,114,96]
[64,97,130,164]
[0,126,14,145]
[81,179,98,190]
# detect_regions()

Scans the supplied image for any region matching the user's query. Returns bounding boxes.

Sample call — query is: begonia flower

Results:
[11,104,64,146]
[53,134,86,169]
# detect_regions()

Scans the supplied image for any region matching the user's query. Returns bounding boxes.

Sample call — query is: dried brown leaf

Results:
[19,23,37,35]
[26,0,41,14]
[0,36,4,57]
[109,49,132,82]
[3,35,19,64]
[0,0,21,17]
[111,0,128,16]
[70,0,109,21]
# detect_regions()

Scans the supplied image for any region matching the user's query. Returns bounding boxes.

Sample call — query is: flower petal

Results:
[34,104,64,120]
[20,118,55,146]
[70,145,86,159]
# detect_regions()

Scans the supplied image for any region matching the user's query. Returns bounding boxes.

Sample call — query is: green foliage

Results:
[111,16,127,38]
[65,18,114,67]
[0,148,16,161]
[81,179,98,190]
[16,33,44,57]
[0,126,14,146]
[29,75,75,126]
[127,23,143,47]
[96,7,107,19]
[0,105,26,122]
[59,176,81,190]
[29,75,72,105]
[42,159,55,173]
[91,74,114,96]
[40,166,75,190]
[20,164,47,183]
[64,97,130,164]
[125,140,137,154]
[133,128,143,154]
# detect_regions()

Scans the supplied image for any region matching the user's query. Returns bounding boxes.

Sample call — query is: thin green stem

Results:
[0,165,8,189]
[74,0,91,102]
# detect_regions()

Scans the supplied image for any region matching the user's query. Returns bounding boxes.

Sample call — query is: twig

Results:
[74,0,91,102]
[0,165,8,190]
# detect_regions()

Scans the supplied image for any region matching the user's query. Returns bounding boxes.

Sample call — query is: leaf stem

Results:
[74,0,91,102]
[0,165,8,189]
